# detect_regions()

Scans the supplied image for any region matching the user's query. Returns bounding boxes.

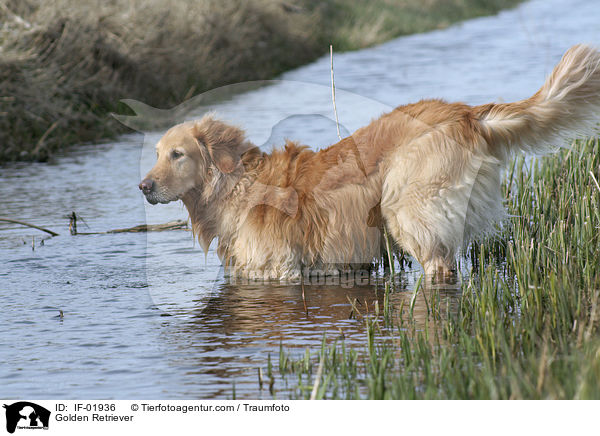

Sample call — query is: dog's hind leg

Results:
[381,149,504,278]
[381,203,457,277]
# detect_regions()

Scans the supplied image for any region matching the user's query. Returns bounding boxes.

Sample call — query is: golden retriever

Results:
[139,45,600,279]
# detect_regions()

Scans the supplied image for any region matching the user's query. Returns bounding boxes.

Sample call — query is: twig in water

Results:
[347,296,363,320]
[257,367,264,390]
[68,212,91,235]
[310,354,325,400]
[109,220,188,233]
[73,220,188,235]
[0,218,59,236]
[301,277,308,316]
[330,45,341,141]
[69,212,77,235]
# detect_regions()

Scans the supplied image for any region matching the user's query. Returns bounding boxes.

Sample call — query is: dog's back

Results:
[141,45,600,279]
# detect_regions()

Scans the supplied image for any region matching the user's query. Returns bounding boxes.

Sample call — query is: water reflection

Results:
[158,275,462,397]
[190,277,460,334]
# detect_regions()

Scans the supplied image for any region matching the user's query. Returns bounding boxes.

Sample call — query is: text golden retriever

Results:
[139,45,600,279]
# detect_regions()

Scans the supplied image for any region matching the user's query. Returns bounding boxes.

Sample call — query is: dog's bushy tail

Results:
[477,44,600,157]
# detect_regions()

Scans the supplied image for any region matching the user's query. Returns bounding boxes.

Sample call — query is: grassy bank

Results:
[0,0,521,162]
[265,138,600,399]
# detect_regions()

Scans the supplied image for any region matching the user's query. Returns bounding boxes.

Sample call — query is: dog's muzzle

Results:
[139,178,153,194]
[138,179,178,204]
[139,178,159,204]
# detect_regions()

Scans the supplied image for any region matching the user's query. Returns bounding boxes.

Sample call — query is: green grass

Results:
[264,138,600,399]
[0,0,521,162]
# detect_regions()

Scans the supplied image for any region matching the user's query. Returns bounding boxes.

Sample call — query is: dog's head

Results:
[139,116,251,205]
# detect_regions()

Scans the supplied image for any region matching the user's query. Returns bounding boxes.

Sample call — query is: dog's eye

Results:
[171,150,183,160]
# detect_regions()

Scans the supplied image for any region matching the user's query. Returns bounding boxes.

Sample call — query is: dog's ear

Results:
[191,119,248,174]
[208,143,238,174]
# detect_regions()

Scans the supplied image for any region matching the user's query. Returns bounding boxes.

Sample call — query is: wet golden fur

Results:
[140,45,600,278]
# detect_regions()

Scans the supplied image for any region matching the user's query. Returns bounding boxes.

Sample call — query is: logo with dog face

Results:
[3,402,50,434]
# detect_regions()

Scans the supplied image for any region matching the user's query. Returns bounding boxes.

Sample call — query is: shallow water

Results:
[1,0,599,399]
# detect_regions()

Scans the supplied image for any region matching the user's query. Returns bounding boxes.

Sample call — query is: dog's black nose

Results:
[139,179,153,194]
